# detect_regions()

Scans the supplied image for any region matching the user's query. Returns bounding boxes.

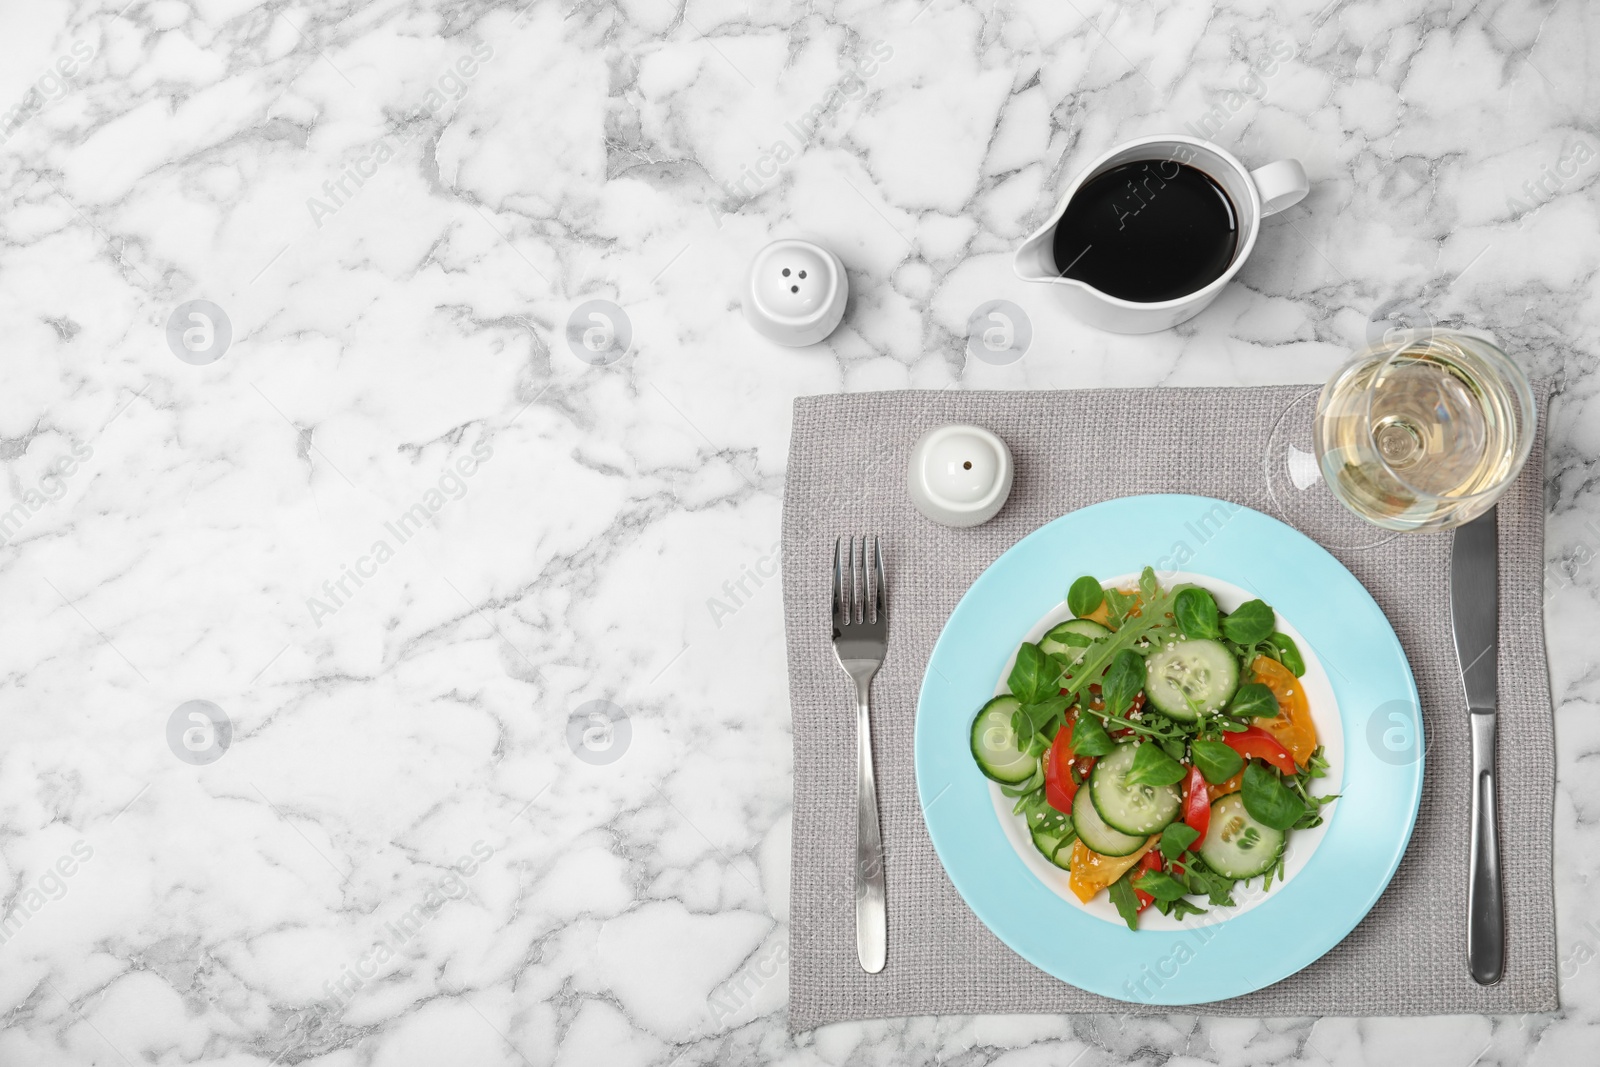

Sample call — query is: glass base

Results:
[1263,388,1404,551]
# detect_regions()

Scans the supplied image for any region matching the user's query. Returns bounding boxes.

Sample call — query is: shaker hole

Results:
[963,461,972,470]
[782,268,790,277]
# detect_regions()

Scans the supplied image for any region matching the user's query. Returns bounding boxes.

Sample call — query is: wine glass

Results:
[1311,330,1535,532]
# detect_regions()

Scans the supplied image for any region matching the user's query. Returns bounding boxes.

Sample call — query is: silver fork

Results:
[831,535,887,974]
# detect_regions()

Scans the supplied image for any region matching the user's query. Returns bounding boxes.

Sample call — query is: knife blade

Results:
[1450,505,1503,986]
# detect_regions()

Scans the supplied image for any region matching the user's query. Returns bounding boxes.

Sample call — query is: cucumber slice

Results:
[1144,637,1240,721]
[1199,794,1285,879]
[1072,775,1147,856]
[1089,742,1182,835]
[1039,618,1111,660]
[970,696,1036,783]
[1030,822,1076,870]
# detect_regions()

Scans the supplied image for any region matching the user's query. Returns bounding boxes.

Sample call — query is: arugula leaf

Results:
[1107,868,1142,930]
[1011,707,1034,750]
[1012,786,1042,816]
[1266,632,1306,676]
[1044,829,1079,863]
[1017,788,1070,827]
[1286,745,1339,829]
[1292,808,1330,831]
[1102,587,1138,628]
[1226,682,1279,720]
[1133,869,1191,902]
[1012,694,1068,754]
[1048,636,1103,683]
[1241,760,1305,830]
[1046,652,1083,685]
[1124,742,1187,788]
[1299,745,1332,781]
[1054,568,1179,714]
[1161,896,1210,920]
[1173,586,1222,639]
[998,764,1044,797]
[1172,855,1237,906]
[1261,848,1289,891]
[1159,821,1199,860]
[1023,695,1071,729]
[1072,713,1117,757]
[1221,599,1275,645]
[1067,576,1105,618]
[1008,642,1051,704]
[1101,648,1147,717]
[1191,738,1244,783]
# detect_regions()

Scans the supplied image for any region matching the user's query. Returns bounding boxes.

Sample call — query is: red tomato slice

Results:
[1222,726,1297,776]
[1182,765,1210,840]
[1043,714,1078,813]
[1134,850,1163,911]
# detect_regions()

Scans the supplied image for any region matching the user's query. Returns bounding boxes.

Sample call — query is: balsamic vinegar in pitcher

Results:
[1051,160,1239,303]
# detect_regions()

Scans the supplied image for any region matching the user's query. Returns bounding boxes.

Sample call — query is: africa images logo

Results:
[566,700,630,765]
[1366,698,1426,765]
[166,300,232,365]
[564,300,632,366]
[167,700,233,766]
[965,300,1032,366]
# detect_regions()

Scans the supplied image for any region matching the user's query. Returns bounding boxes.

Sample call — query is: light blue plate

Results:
[915,494,1422,1005]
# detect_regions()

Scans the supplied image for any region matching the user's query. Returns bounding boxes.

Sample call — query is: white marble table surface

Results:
[1,0,1597,1064]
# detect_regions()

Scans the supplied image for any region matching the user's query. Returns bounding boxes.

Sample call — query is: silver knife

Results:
[1450,506,1503,986]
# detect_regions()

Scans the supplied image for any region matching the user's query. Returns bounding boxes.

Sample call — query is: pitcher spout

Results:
[1013,226,1058,283]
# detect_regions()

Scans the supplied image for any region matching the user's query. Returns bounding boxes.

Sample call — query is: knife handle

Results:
[1467,709,1504,985]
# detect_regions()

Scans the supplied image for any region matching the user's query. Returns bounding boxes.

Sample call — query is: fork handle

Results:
[853,674,887,973]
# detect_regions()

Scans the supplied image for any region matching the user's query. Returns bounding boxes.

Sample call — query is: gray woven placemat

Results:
[782,383,1557,1029]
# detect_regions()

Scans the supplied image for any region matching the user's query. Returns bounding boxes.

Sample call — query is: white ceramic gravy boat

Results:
[1014,134,1308,334]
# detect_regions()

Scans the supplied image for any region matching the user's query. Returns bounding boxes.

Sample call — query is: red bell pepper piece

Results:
[1182,765,1210,841]
[1134,850,1163,911]
[1222,726,1297,776]
[1044,713,1078,813]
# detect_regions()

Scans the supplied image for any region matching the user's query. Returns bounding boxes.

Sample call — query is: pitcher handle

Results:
[1250,159,1309,216]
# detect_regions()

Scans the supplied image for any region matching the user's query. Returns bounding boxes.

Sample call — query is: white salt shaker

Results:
[908,424,1014,527]
[742,238,848,346]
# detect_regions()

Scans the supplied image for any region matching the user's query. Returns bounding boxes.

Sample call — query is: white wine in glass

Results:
[1313,330,1535,532]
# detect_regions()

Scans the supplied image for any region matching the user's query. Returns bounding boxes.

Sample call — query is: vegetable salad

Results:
[970,567,1336,929]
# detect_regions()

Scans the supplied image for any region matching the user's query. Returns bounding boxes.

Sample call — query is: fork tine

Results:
[851,534,864,627]
[832,537,842,621]
[864,534,877,622]
[873,535,886,622]
[848,535,859,624]
[863,535,874,622]
[861,536,871,623]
